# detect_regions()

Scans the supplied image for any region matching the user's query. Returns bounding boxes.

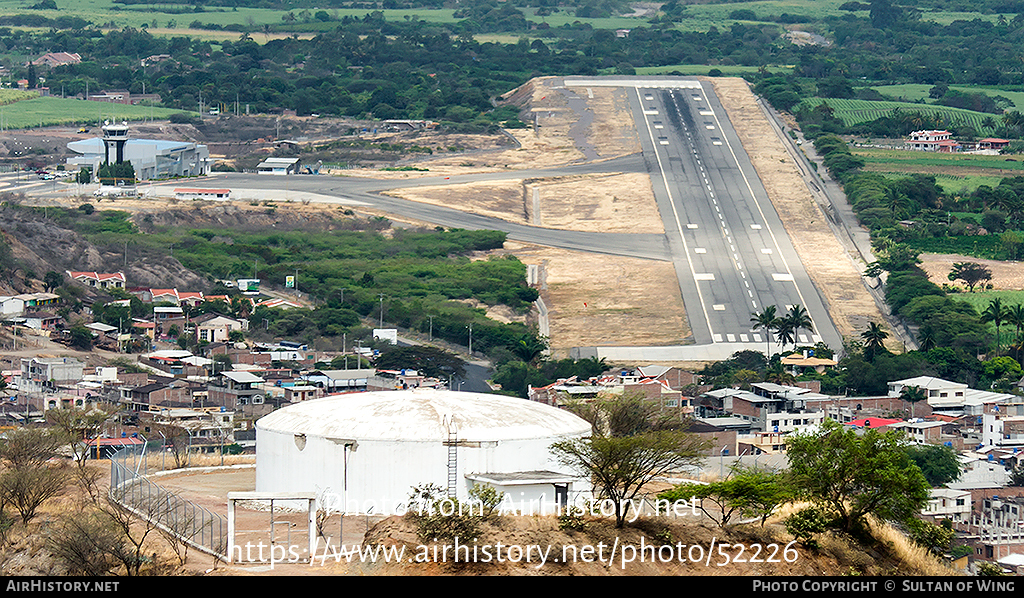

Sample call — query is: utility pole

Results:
[377,293,386,328]
[467,323,472,356]
[428,315,433,342]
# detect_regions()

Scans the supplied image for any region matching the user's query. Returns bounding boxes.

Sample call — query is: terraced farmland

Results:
[798,97,1000,135]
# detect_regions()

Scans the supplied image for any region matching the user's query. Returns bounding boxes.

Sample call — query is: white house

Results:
[922,488,972,522]
[193,314,248,343]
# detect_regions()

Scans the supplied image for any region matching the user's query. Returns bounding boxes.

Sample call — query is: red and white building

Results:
[906,130,959,152]
[149,288,205,307]
[66,271,126,289]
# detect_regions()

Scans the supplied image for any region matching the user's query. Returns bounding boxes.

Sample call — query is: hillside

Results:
[0,200,206,296]
[338,511,956,576]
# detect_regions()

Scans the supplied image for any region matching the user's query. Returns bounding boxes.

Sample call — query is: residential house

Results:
[284,385,319,402]
[66,271,126,289]
[150,289,204,307]
[300,369,375,393]
[0,296,24,316]
[906,130,956,152]
[207,370,267,408]
[23,311,62,331]
[922,488,972,522]
[16,292,59,309]
[193,313,247,344]
[31,52,82,68]
[119,379,193,411]
[19,356,84,388]
[152,408,236,450]
[978,138,1011,151]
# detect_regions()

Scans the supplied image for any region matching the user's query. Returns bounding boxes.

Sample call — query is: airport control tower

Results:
[102,120,129,164]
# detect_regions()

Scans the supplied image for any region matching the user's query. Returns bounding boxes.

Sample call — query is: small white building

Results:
[256,157,300,175]
[922,488,972,522]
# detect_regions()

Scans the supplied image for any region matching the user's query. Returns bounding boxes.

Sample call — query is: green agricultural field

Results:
[0,96,193,129]
[869,84,1024,111]
[953,290,1024,314]
[866,171,1006,195]
[0,89,38,105]
[852,148,1024,172]
[799,97,1001,135]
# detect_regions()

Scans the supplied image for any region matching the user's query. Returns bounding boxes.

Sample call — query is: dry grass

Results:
[869,518,960,576]
[919,252,1024,290]
[497,242,691,355]
[118,453,255,475]
[710,77,893,343]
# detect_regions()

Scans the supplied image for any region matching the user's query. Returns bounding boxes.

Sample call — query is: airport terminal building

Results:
[66,130,210,181]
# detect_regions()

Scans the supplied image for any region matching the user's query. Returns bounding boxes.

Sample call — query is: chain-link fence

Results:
[110,442,228,559]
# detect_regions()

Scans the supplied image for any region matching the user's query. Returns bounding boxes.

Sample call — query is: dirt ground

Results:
[498,241,691,355]
[710,78,889,341]
[386,172,664,235]
[919,252,1024,289]
[143,465,385,575]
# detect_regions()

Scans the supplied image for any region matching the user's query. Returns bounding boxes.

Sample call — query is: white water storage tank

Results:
[255,388,592,515]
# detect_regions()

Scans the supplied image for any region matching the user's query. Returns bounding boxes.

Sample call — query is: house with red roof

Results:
[847,417,902,429]
[906,130,957,152]
[66,271,126,289]
[31,52,81,68]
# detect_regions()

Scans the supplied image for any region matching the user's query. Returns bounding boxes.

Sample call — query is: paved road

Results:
[122,76,844,360]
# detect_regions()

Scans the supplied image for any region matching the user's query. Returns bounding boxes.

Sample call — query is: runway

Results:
[135,77,843,360]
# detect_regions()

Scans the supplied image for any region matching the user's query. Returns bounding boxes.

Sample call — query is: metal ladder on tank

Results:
[444,415,458,498]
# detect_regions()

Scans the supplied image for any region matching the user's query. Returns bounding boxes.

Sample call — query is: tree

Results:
[551,429,709,528]
[786,420,930,535]
[510,334,548,365]
[774,316,796,354]
[68,325,93,350]
[899,385,927,418]
[981,298,1007,353]
[659,466,790,527]
[46,406,114,499]
[861,322,889,360]
[750,305,780,358]
[906,444,962,487]
[948,262,992,292]
[0,427,70,524]
[97,161,135,186]
[784,304,813,350]
[76,167,91,184]
[43,271,64,292]
[373,346,466,379]
[1005,304,1024,345]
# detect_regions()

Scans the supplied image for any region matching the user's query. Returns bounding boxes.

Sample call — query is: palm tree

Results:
[982,298,1007,354]
[750,305,780,358]
[775,318,796,354]
[899,385,928,418]
[917,328,937,352]
[1005,304,1024,345]
[861,322,889,360]
[784,304,813,351]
